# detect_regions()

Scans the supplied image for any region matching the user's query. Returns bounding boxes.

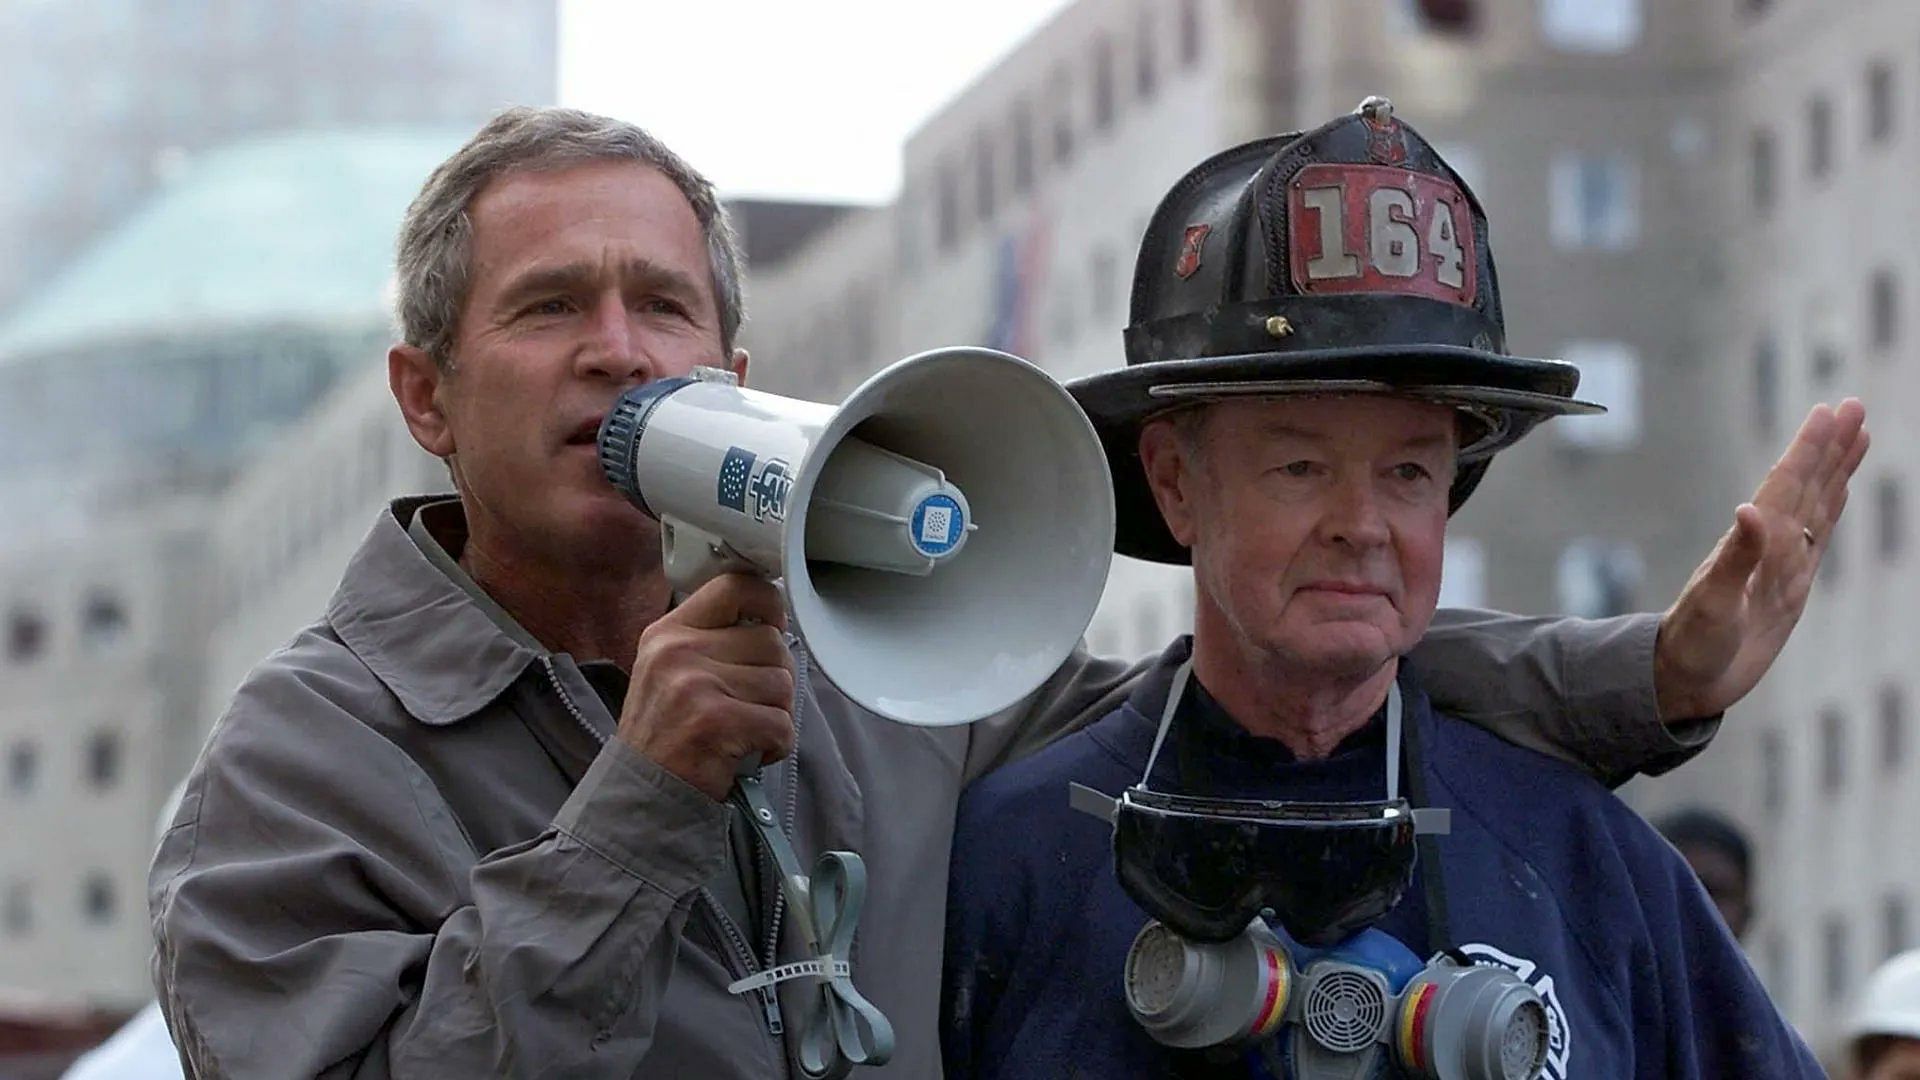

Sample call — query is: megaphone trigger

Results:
[661,519,762,598]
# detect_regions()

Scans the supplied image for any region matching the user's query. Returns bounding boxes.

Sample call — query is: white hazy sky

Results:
[558,0,1074,204]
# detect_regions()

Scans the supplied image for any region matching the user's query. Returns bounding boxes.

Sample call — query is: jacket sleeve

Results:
[964,611,1717,787]
[1411,609,1719,786]
[960,644,1149,784]
[148,667,728,1079]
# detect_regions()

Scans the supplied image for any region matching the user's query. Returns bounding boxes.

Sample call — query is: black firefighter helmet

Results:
[1067,96,1604,564]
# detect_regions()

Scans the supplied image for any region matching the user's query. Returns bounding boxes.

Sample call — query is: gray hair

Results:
[395,106,744,369]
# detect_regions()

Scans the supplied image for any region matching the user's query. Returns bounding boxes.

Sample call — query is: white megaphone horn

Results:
[597,346,1116,727]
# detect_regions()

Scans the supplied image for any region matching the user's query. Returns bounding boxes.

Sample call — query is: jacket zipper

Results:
[538,655,795,1052]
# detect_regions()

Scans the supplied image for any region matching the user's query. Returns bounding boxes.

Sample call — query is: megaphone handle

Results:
[661,517,760,596]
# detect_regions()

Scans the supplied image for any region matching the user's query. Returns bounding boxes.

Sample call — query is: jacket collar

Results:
[327,495,544,725]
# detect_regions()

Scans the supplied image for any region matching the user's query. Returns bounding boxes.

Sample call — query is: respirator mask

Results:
[1071,661,1548,1079]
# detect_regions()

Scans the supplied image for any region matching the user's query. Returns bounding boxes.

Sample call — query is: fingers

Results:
[1679,505,1765,621]
[620,573,798,799]
[670,573,789,632]
[1750,403,1833,519]
[1808,401,1870,537]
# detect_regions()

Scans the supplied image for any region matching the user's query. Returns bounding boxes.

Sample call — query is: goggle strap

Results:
[1385,680,1402,803]
[1138,659,1196,790]
[1143,659,1408,806]
[1068,782,1119,825]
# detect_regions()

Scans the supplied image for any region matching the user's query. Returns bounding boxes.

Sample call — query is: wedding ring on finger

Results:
[1803,526,1817,546]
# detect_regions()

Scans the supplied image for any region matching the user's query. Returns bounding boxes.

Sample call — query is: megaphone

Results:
[598,346,1115,727]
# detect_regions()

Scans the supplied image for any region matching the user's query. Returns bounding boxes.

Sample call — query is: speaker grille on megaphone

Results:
[598,348,1116,728]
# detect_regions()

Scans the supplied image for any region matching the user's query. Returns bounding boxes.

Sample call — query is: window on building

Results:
[1438,537,1488,609]
[80,591,127,649]
[1051,277,1078,347]
[1868,61,1896,144]
[1093,36,1117,133]
[974,132,996,224]
[6,606,47,661]
[1179,0,1202,68]
[1888,894,1912,956]
[1809,94,1834,180]
[1135,14,1158,102]
[6,742,35,794]
[1750,129,1777,212]
[1090,245,1119,320]
[82,873,114,924]
[1539,0,1640,53]
[1554,342,1641,449]
[1825,917,1851,1000]
[935,164,959,253]
[1879,478,1905,562]
[1051,68,1076,165]
[85,730,119,790]
[1744,0,1772,17]
[1761,728,1785,818]
[1394,0,1480,34]
[1556,539,1644,618]
[1765,932,1792,1012]
[1882,683,1907,771]
[1810,344,1841,388]
[1550,153,1639,250]
[1871,268,1900,351]
[1820,706,1847,794]
[1754,335,1779,437]
[1011,103,1035,195]
[3,882,28,936]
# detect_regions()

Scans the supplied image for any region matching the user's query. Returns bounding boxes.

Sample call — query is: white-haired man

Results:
[944,102,1860,1079]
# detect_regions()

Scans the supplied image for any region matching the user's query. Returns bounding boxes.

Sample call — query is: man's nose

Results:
[576,295,655,382]
[1321,475,1391,550]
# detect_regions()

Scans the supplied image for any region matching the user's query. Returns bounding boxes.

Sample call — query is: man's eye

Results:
[523,298,573,317]
[1393,462,1432,482]
[1279,461,1317,478]
[641,297,688,316]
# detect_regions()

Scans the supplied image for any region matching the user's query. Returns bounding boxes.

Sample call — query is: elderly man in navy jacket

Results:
[943,101,1856,1079]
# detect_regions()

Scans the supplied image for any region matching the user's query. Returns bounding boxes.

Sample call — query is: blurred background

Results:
[0,0,1911,1074]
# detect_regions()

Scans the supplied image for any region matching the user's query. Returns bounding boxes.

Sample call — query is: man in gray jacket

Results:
[148,107,1862,1078]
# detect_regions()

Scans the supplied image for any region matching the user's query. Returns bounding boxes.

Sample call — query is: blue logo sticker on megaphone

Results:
[910,493,965,557]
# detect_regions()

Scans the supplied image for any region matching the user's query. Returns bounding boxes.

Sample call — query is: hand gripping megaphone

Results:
[596,345,1116,726]
[595,346,1115,1078]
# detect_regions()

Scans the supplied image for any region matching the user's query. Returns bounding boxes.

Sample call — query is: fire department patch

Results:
[1174,224,1210,279]
[1286,163,1478,306]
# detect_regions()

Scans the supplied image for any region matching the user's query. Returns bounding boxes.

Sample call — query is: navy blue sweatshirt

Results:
[942,640,1819,1079]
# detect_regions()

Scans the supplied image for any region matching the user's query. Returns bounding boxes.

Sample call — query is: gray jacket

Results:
[149,498,1709,1078]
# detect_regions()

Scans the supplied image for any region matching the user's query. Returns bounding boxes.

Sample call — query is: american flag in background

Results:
[985,209,1051,360]
[717,447,755,513]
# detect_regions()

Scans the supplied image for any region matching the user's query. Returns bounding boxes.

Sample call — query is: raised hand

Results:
[1654,399,1870,721]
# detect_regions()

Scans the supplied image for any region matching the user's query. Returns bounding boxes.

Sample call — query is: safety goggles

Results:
[1072,659,1446,946]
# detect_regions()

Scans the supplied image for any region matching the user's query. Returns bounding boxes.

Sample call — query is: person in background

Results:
[1653,806,1755,942]
[1846,950,1920,1080]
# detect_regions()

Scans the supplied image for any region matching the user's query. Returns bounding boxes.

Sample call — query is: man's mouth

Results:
[565,417,604,446]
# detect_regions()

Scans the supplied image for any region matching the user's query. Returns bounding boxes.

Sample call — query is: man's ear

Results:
[730,346,750,386]
[389,344,455,458]
[1139,420,1200,548]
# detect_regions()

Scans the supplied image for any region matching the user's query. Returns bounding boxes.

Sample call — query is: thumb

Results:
[1690,504,1765,609]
